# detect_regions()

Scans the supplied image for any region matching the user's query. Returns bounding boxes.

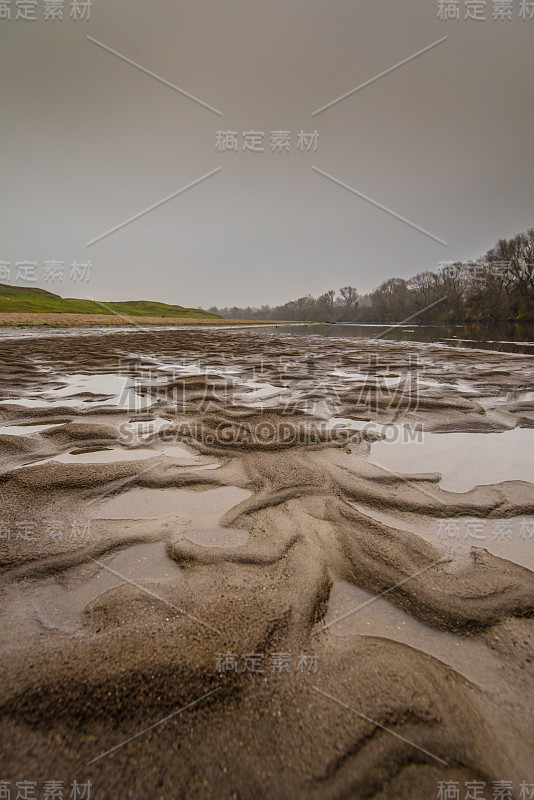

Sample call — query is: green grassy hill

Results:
[0,284,220,319]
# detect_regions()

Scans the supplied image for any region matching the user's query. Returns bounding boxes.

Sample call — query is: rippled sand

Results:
[0,327,533,799]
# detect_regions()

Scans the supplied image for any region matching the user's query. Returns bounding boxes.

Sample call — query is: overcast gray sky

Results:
[1,0,533,307]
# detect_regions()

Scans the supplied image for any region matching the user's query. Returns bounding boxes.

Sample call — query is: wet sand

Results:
[0,326,533,799]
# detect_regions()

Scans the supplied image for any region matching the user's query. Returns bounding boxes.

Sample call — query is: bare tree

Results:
[339,286,358,308]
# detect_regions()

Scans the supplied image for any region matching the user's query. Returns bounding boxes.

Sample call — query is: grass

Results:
[0,284,220,319]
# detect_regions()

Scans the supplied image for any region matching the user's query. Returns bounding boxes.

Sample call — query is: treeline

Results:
[208,286,359,323]
[207,229,534,324]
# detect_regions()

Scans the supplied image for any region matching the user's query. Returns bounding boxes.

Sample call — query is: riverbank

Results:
[0,312,276,327]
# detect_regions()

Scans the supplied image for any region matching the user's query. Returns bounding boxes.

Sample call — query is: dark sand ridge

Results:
[0,328,533,799]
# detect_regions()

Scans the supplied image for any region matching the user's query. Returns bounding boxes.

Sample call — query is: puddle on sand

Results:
[19,442,219,468]
[183,462,222,471]
[0,423,65,437]
[331,370,407,388]
[91,485,251,524]
[328,417,369,431]
[120,418,173,439]
[0,373,154,411]
[234,382,294,409]
[18,448,160,469]
[91,485,252,549]
[368,428,534,493]
[488,391,534,405]
[54,448,159,464]
[349,501,534,572]
[159,444,213,462]
[29,541,180,634]
[0,397,84,410]
[325,580,507,693]
[12,493,247,638]
[5,487,251,638]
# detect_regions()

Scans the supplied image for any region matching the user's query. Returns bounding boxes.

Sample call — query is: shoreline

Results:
[0,312,284,327]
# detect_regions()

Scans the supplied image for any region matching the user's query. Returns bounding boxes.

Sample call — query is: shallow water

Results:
[1,324,534,792]
[91,485,251,524]
[325,580,508,693]
[29,541,180,634]
[368,428,534,493]
[55,448,159,464]
[260,323,534,356]
[15,485,251,635]
[350,502,534,572]
[0,373,154,411]
[51,442,211,465]
[0,423,65,436]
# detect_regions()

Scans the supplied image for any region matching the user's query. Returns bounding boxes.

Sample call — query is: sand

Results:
[0,313,267,327]
[0,326,533,799]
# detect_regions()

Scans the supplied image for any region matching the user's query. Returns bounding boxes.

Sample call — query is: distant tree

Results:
[317,290,335,320]
[370,278,409,321]
[203,229,534,325]
[339,286,359,308]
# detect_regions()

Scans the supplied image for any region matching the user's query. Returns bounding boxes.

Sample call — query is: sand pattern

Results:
[0,328,533,799]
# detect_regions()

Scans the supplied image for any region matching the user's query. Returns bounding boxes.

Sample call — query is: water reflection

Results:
[260,323,534,355]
